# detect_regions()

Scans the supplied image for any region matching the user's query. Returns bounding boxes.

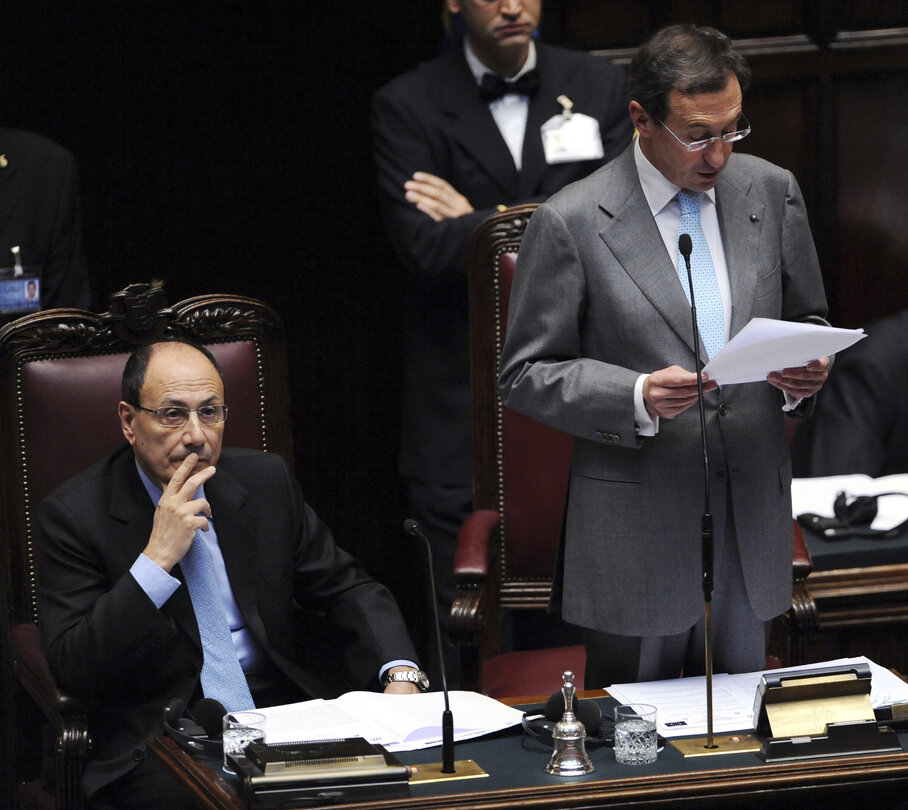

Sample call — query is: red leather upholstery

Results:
[482,645,585,699]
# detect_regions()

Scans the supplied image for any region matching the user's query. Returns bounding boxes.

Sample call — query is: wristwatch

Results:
[382,668,430,691]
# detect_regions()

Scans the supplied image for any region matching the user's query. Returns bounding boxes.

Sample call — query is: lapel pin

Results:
[0,155,7,168]
[750,213,759,223]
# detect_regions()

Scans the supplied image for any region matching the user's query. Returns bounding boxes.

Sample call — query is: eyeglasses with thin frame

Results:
[657,114,751,153]
[133,403,228,428]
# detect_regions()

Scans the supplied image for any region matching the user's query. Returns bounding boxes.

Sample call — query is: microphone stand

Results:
[678,234,716,750]
[672,234,758,758]
[403,520,486,780]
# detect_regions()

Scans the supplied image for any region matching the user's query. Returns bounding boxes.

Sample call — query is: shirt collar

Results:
[135,458,206,507]
[464,39,537,85]
[633,136,717,216]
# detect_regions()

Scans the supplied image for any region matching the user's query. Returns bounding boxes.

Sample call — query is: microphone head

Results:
[678,233,693,258]
[192,698,227,737]
[403,518,419,536]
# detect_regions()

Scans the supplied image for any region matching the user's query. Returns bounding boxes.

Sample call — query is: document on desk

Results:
[257,690,524,752]
[608,656,908,739]
[701,318,865,385]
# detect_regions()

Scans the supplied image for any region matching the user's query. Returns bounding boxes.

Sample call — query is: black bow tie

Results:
[479,69,540,103]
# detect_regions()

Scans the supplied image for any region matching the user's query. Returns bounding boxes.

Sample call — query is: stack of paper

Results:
[257,690,524,752]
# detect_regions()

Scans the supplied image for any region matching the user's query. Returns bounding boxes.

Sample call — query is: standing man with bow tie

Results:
[372,0,632,687]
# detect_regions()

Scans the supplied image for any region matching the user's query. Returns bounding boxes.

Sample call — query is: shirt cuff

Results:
[634,374,658,436]
[130,553,180,609]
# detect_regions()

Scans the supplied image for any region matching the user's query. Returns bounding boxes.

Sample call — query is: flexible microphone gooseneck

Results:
[679,233,717,750]
[678,233,715,603]
[403,518,455,774]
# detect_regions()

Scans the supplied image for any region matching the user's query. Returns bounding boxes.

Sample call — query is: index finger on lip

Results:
[166,454,200,494]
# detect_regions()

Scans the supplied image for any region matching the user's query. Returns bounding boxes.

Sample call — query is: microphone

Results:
[677,233,713,602]
[679,232,717,750]
[194,697,228,737]
[403,518,455,774]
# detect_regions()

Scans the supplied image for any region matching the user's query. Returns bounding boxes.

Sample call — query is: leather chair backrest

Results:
[468,205,573,607]
[0,284,292,626]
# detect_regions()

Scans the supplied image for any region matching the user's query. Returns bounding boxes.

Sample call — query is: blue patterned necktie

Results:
[180,529,255,712]
[676,189,725,360]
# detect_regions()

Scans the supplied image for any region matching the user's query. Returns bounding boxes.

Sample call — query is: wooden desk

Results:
[147,690,908,809]
[786,526,908,673]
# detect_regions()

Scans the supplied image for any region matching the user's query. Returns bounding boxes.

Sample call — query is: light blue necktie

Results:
[676,189,725,360]
[180,529,255,712]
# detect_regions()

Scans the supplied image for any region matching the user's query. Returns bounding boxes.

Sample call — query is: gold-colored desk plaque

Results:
[753,662,901,762]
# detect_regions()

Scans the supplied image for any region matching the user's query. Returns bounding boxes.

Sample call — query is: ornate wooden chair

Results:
[452,205,814,698]
[0,283,292,808]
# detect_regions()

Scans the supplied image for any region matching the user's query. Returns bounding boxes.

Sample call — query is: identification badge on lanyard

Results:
[541,95,605,164]
[0,246,42,316]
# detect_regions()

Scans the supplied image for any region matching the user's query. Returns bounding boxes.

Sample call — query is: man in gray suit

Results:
[499,25,830,687]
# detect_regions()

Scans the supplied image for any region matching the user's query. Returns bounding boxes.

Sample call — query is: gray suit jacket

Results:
[499,144,828,636]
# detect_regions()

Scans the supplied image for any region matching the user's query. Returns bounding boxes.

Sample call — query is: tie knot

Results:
[678,189,702,215]
[479,69,540,104]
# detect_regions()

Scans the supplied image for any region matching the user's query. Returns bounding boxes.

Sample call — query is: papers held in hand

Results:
[701,318,865,385]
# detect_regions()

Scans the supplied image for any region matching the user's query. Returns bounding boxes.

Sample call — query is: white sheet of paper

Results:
[701,317,865,385]
[257,690,524,752]
[792,474,908,530]
[608,656,908,739]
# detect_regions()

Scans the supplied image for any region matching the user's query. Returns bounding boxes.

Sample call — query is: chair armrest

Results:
[453,509,500,584]
[792,520,813,581]
[12,623,85,719]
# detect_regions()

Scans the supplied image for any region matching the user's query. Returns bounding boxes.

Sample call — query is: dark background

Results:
[2,0,906,632]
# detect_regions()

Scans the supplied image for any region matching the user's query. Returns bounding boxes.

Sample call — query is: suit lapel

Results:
[205,466,259,631]
[518,44,559,197]
[715,160,765,340]
[597,148,703,357]
[439,52,520,198]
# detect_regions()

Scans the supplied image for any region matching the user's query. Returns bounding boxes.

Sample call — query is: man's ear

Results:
[629,101,653,139]
[446,0,461,16]
[119,401,137,446]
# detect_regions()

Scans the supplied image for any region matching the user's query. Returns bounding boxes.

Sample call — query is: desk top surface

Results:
[149,691,908,809]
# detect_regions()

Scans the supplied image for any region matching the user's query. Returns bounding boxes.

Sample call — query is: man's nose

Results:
[181,411,206,443]
[500,0,524,16]
[703,139,727,167]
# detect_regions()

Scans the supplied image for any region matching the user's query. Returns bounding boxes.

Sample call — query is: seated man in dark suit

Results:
[38,339,425,809]
[793,307,908,478]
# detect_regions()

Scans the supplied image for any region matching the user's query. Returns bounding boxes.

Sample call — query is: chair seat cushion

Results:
[481,645,586,699]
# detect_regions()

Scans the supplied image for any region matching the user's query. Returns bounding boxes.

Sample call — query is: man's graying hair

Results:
[122,339,225,406]
[628,24,751,125]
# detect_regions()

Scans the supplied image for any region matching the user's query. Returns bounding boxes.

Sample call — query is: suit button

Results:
[133,749,147,762]
[716,469,727,479]
[718,403,729,417]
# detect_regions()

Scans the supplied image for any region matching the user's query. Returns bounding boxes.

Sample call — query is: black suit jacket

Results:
[372,43,633,483]
[0,128,90,320]
[38,445,418,798]
[793,307,908,477]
